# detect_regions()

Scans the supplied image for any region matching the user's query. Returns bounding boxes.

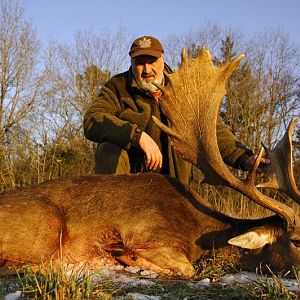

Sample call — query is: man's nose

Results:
[143,63,151,73]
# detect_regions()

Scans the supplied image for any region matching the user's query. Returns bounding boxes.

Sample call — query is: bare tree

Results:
[21,26,135,184]
[245,28,300,147]
[44,26,133,117]
[0,0,46,188]
[0,0,44,139]
[164,22,244,70]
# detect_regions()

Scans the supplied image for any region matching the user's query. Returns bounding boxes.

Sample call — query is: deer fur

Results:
[0,173,298,277]
[1,47,300,278]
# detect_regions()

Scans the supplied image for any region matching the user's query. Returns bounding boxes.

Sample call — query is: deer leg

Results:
[0,198,64,267]
[115,247,195,278]
[101,234,195,277]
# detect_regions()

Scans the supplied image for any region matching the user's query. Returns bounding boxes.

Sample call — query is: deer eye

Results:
[291,239,300,247]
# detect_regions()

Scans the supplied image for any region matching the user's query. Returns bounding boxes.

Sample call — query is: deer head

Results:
[153,47,300,230]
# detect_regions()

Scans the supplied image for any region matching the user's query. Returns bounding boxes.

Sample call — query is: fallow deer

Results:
[1,48,300,278]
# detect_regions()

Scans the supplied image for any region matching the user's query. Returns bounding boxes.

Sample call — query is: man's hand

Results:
[243,155,270,173]
[139,132,163,170]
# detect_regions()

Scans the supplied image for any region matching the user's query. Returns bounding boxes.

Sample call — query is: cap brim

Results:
[130,50,162,58]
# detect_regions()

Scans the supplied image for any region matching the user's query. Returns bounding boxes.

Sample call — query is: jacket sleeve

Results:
[216,116,253,170]
[83,82,142,150]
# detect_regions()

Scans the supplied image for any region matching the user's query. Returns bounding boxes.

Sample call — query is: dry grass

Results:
[191,166,300,220]
[1,264,299,299]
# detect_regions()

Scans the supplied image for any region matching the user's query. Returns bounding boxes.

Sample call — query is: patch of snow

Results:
[126,279,159,288]
[92,267,161,288]
[140,270,159,278]
[4,291,22,300]
[220,271,299,292]
[187,277,211,289]
[91,267,299,295]
[118,293,161,300]
[125,266,141,274]
[283,279,298,292]
[221,271,257,284]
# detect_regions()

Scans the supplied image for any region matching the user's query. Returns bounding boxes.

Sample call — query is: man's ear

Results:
[228,227,276,249]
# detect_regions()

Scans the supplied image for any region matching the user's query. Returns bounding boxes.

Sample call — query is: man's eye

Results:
[135,58,157,65]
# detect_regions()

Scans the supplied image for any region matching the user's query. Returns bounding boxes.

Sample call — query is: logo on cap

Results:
[138,37,152,48]
[129,35,164,58]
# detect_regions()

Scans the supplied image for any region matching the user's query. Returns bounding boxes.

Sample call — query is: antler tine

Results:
[180,48,187,67]
[246,147,265,184]
[220,54,246,81]
[257,119,300,204]
[152,116,182,140]
[156,47,300,229]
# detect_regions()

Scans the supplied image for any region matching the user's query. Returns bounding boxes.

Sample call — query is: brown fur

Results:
[0,173,297,277]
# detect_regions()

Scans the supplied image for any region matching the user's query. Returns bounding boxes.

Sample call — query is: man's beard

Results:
[137,76,163,93]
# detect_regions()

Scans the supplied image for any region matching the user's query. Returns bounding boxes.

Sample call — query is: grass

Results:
[0,264,117,299]
[1,261,299,299]
[193,247,241,280]
[248,272,298,299]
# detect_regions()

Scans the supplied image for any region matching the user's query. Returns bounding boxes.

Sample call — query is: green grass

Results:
[0,264,117,299]
[248,274,297,299]
[1,262,299,299]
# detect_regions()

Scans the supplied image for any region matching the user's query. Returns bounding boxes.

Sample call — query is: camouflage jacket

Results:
[83,64,253,184]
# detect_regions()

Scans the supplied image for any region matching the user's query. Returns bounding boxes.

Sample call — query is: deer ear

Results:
[228,227,276,249]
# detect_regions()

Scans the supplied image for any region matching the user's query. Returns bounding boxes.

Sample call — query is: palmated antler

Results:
[153,47,300,229]
[257,119,300,204]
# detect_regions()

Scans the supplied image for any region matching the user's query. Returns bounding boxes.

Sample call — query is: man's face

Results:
[131,55,164,92]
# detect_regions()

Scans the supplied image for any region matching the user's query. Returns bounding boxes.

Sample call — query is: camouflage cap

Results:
[129,36,164,58]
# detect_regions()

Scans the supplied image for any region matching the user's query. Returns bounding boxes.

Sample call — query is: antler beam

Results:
[154,47,300,229]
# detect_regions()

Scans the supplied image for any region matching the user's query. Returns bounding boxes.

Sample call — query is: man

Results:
[84,35,267,184]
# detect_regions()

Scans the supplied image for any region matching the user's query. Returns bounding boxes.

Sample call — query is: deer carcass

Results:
[1,48,300,278]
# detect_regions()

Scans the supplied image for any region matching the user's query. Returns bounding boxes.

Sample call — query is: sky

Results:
[23,0,300,49]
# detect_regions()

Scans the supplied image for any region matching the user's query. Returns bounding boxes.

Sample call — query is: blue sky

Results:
[23,0,300,49]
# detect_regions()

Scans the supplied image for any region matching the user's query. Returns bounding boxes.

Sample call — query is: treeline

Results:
[1,0,300,199]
